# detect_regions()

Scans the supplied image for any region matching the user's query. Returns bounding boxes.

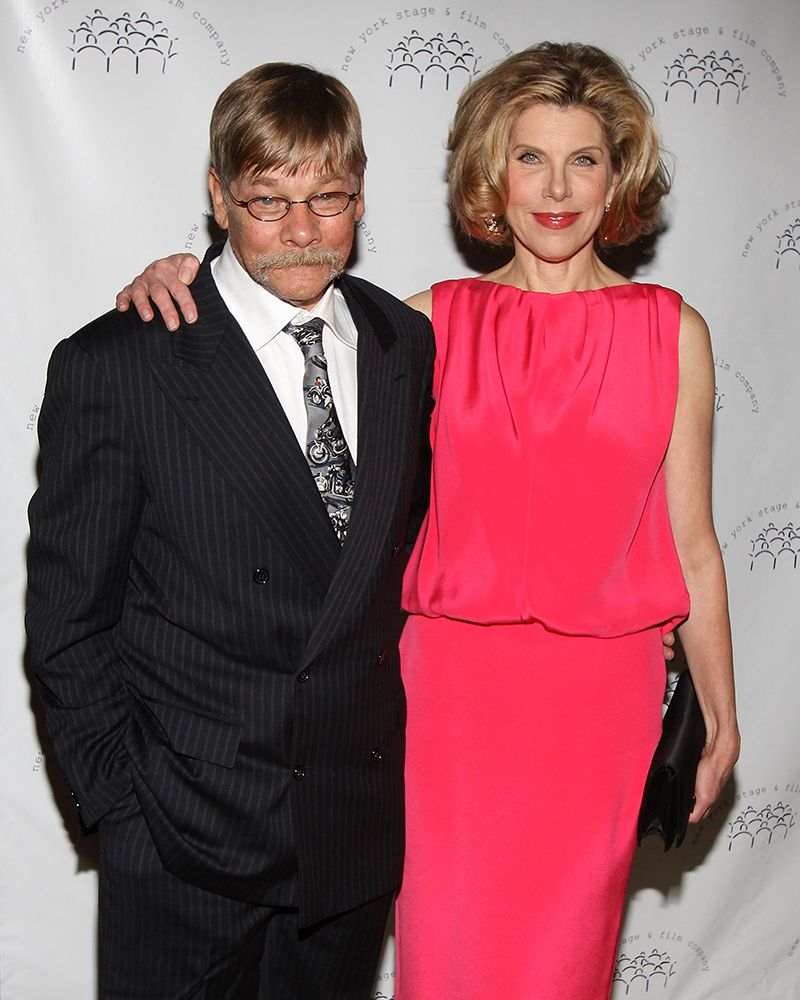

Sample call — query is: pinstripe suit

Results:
[26,244,434,995]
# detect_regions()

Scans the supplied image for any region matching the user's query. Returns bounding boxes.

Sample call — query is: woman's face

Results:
[503,103,619,265]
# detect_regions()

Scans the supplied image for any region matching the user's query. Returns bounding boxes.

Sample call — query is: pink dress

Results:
[397,279,690,1000]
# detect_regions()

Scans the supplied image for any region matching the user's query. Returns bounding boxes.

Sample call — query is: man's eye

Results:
[255,196,278,207]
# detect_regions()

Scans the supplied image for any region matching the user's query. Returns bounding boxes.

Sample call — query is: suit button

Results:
[64,776,80,809]
[391,543,403,558]
[293,765,305,780]
[253,568,270,585]
[376,648,386,667]
[297,669,310,684]
[370,748,383,762]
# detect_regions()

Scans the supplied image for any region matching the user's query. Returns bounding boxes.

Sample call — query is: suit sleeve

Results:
[26,337,146,826]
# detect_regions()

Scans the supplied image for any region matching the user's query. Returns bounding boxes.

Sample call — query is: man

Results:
[26,63,433,999]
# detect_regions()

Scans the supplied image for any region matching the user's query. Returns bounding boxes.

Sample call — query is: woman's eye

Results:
[519,151,540,163]
[574,155,597,166]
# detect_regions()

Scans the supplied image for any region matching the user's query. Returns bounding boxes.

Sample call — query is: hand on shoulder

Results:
[115,253,201,331]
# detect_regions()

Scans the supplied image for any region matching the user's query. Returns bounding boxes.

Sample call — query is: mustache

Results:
[251,248,346,276]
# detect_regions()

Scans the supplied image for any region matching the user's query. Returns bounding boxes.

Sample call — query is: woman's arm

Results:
[665,301,740,822]
[116,253,201,329]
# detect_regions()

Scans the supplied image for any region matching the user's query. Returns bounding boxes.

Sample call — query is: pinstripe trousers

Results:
[98,788,392,1000]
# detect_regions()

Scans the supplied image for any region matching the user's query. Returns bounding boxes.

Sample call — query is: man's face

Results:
[209,163,364,308]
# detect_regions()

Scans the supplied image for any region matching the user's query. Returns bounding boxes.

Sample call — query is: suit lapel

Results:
[150,261,340,597]
[301,277,411,666]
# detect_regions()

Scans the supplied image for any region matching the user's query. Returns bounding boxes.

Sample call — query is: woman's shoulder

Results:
[404,277,478,319]
[404,288,433,319]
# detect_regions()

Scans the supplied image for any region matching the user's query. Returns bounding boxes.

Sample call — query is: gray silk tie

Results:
[286,318,354,543]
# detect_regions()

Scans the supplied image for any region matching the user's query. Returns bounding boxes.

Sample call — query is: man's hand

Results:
[662,630,675,661]
[116,253,201,330]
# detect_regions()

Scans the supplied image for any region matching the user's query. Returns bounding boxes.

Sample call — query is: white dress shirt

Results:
[211,241,359,462]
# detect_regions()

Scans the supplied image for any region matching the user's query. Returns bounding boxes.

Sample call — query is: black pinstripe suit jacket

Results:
[26,245,434,926]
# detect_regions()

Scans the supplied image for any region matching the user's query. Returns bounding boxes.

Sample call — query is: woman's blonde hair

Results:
[448,42,670,247]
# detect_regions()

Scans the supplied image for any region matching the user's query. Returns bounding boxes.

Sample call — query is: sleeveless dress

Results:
[397,279,690,1000]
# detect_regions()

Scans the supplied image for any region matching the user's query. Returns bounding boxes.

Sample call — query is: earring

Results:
[484,214,502,235]
[604,204,611,214]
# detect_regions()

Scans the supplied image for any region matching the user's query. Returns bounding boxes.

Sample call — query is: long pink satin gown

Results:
[397,279,690,1000]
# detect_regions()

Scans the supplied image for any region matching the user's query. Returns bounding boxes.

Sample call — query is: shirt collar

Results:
[211,240,354,352]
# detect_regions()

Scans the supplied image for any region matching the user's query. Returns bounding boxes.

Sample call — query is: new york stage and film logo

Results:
[339,7,514,89]
[677,783,798,855]
[16,4,232,69]
[387,30,480,91]
[722,500,800,564]
[712,354,759,418]
[775,218,800,271]
[749,521,800,571]
[69,10,177,73]
[613,948,677,994]
[728,797,797,850]
[741,198,800,271]
[629,24,787,101]
[613,931,711,995]
[664,49,748,105]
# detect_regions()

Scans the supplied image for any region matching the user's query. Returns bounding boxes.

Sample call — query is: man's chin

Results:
[249,256,345,306]
[256,266,339,308]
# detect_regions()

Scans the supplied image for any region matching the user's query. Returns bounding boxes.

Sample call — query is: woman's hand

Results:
[115,253,201,330]
[690,726,741,823]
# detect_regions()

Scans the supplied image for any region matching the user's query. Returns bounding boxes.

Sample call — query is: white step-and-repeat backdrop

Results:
[2,0,798,997]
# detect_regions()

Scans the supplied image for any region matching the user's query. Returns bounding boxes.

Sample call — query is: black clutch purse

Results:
[637,670,706,850]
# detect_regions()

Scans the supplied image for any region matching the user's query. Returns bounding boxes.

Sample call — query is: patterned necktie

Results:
[286,318,354,543]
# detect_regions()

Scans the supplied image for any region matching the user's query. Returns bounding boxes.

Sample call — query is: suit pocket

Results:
[135,695,242,769]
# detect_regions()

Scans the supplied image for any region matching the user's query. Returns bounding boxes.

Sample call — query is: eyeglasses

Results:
[227,188,361,222]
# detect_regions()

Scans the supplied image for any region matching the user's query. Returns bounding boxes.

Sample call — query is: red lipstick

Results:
[533,213,579,229]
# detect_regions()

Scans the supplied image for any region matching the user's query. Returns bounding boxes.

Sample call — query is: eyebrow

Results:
[509,143,606,156]
[248,172,347,189]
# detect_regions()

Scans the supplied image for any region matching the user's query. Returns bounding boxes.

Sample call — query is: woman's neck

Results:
[485,248,627,294]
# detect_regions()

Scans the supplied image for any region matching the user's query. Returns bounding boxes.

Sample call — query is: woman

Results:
[118,42,739,999]
[394,42,739,999]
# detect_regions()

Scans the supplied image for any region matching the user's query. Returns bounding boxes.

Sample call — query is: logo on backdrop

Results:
[17,4,231,69]
[713,355,760,418]
[356,219,379,256]
[340,8,513,87]
[664,49,749,105]
[776,219,800,270]
[613,948,677,994]
[387,31,480,90]
[628,25,787,100]
[728,800,797,850]
[689,782,800,853]
[749,523,800,571]
[723,501,800,560]
[741,199,800,270]
[69,10,178,73]
[613,932,710,996]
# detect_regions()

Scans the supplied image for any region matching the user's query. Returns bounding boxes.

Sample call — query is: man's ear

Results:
[353,174,365,223]
[208,168,229,231]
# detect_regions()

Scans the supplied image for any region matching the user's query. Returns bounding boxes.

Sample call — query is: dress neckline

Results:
[467,275,642,298]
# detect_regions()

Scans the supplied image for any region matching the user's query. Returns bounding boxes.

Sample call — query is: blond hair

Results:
[210,63,367,187]
[448,42,670,247]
